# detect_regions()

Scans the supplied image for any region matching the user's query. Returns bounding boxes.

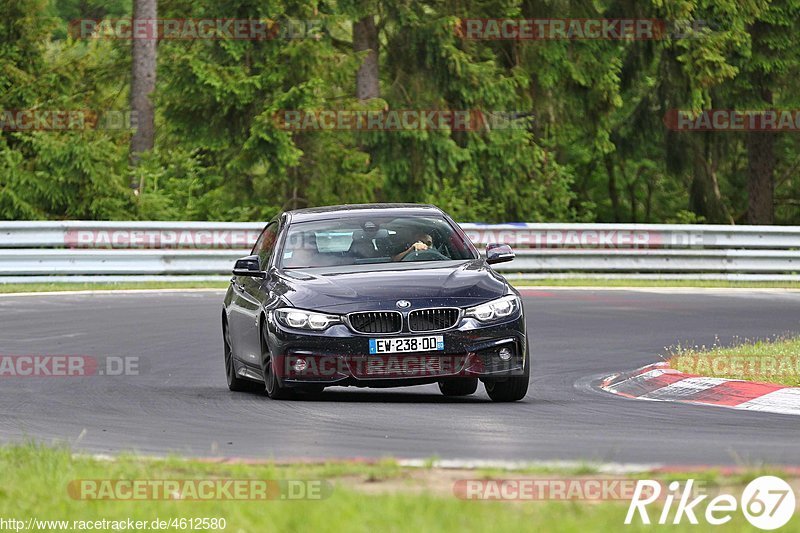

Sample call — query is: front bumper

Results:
[265,313,528,388]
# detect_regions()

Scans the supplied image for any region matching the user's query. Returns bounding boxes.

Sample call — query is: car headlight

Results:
[274,308,341,330]
[465,295,520,322]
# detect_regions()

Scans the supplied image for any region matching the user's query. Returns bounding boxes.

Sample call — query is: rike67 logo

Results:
[626,476,795,530]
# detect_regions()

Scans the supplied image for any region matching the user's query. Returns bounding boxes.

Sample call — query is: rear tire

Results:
[484,355,530,402]
[438,379,478,396]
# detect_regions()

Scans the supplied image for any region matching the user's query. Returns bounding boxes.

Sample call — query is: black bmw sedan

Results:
[222,203,529,401]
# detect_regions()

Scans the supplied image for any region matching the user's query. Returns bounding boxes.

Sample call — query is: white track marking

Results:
[736,388,800,416]
[640,377,730,399]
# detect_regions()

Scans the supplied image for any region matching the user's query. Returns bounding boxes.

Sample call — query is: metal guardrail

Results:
[3,221,800,249]
[0,221,264,249]
[0,221,798,282]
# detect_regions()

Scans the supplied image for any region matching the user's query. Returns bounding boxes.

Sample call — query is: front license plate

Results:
[369,336,444,354]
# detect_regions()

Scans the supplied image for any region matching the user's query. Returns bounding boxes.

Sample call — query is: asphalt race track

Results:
[1,289,799,466]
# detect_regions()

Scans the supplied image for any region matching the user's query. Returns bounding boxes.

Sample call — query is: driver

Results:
[393,232,434,261]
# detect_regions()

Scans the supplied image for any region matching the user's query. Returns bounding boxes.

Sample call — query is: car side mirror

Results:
[485,243,515,265]
[232,255,266,278]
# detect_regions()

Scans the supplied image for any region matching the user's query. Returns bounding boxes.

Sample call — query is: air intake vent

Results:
[348,311,402,334]
[408,308,460,332]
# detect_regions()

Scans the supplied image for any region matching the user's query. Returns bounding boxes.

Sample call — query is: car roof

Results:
[285,203,444,223]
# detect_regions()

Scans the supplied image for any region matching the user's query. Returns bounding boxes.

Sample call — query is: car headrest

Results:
[351,228,389,241]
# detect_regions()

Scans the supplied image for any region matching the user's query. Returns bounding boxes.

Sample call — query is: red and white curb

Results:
[601,362,800,416]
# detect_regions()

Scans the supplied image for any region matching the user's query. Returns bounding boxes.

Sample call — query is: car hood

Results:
[276,259,510,313]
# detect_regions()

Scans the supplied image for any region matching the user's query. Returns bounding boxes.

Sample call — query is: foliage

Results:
[2,0,800,223]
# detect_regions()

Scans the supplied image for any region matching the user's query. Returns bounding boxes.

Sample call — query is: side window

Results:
[251,222,278,268]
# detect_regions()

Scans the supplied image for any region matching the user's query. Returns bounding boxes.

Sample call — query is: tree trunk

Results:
[746,89,775,224]
[353,15,380,199]
[745,16,776,225]
[689,139,733,224]
[130,0,157,192]
[604,155,621,222]
[353,15,379,100]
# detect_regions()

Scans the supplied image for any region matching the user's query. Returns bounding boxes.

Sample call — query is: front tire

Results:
[438,378,478,396]
[223,319,256,392]
[484,356,530,402]
[261,322,294,400]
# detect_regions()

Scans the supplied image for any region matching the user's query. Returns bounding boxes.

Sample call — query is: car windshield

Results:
[280,215,476,269]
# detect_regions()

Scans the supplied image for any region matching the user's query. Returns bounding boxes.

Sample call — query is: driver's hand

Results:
[411,241,429,252]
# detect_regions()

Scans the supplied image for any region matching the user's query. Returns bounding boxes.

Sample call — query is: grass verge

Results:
[0,444,797,532]
[2,279,800,294]
[0,281,229,294]
[670,337,800,386]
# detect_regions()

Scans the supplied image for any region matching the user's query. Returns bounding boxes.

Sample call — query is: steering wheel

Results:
[401,248,449,262]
